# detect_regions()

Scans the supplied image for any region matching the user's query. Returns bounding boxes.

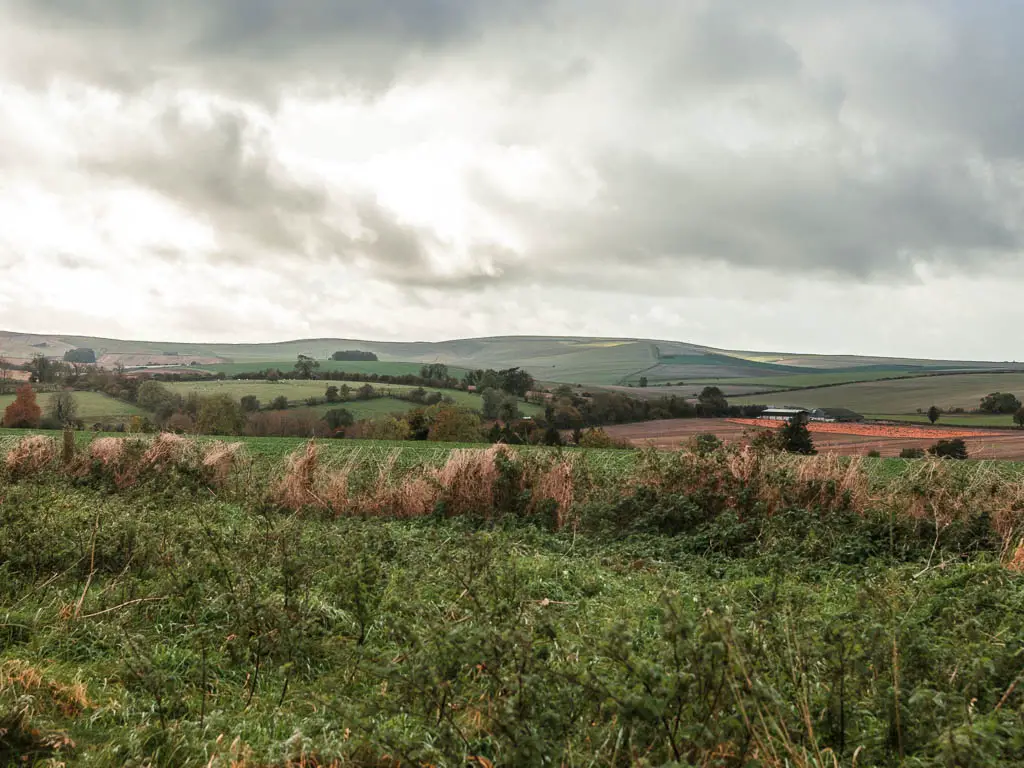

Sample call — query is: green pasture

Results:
[161,380,543,418]
[867,413,1019,428]
[0,391,146,422]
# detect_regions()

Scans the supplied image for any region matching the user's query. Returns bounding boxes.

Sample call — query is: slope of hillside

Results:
[4,330,1023,389]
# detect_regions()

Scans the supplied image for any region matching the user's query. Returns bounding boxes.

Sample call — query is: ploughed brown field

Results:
[602,418,1024,460]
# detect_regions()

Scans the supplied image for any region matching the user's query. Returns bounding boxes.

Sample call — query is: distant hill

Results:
[2,330,1021,387]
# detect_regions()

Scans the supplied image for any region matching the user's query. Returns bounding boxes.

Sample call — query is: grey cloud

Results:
[84,104,449,278]
[6,0,552,96]
[462,143,1023,289]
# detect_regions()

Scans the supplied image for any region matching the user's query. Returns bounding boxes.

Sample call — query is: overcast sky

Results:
[2,1,1022,359]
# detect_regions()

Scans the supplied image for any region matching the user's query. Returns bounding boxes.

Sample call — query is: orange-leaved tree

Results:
[3,384,42,428]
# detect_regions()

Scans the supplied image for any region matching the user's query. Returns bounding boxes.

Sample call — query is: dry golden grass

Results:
[0,659,92,717]
[202,441,246,488]
[140,432,194,471]
[5,435,58,475]
[89,437,125,466]
[272,441,324,511]
[433,444,506,518]
[532,455,579,530]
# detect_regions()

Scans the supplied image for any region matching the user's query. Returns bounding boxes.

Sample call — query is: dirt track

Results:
[602,418,1024,460]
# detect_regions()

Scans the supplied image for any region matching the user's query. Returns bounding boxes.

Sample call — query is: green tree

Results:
[29,355,57,384]
[1015,407,1024,428]
[240,395,260,412]
[481,387,504,419]
[979,392,1022,414]
[293,355,320,380]
[324,408,355,432]
[697,386,729,416]
[498,367,535,397]
[63,348,96,363]
[136,380,179,421]
[638,376,648,388]
[779,413,816,455]
[427,406,482,442]
[197,395,246,435]
[498,396,521,423]
[927,405,940,424]
[420,363,450,381]
[49,391,78,426]
[270,395,289,411]
[325,385,341,403]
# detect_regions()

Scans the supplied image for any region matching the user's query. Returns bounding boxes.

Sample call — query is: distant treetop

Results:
[63,348,96,364]
[331,350,378,362]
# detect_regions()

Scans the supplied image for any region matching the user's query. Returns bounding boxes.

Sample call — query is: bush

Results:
[689,433,723,455]
[900,447,926,459]
[866,449,881,458]
[929,438,968,460]
[270,395,289,411]
[240,395,260,412]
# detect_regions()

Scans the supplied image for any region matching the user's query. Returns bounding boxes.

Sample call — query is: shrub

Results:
[929,438,968,460]
[866,449,881,458]
[240,395,260,412]
[900,447,926,459]
[270,395,289,411]
[2,385,42,428]
[689,433,723,455]
[578,428,615,448]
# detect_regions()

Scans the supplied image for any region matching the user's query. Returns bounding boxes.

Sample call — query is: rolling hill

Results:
[5,330,1021,389]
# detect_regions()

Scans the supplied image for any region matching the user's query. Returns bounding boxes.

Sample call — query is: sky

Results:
[2,1,1023,360]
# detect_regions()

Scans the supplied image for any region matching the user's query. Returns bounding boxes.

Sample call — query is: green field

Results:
[161,380,543,419]
[732,372,1024,413]
[868,412,1020,428]
[4,436,1024,763]
[0,391,146,422]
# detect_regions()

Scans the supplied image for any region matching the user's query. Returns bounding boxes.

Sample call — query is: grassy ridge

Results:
[732,372,1024,413]
[200,360,471,377]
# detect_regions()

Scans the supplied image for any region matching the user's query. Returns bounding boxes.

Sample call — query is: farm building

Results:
[761,407,832,422]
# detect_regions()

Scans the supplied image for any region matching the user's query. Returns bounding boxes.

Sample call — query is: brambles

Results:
[6,435,1024,763]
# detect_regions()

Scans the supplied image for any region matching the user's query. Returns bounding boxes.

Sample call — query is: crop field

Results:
[603,417,1024,460]
[0,391,146,422]
[3,432,1024,764]
[731,372,1024,413]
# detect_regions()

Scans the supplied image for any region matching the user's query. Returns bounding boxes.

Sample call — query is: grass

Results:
[4,436,1024,764]
[732,372,1024,413]
[0,391,146,423]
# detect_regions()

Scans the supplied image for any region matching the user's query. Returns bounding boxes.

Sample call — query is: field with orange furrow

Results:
[602,418,1024,459]
[725,418,994,439]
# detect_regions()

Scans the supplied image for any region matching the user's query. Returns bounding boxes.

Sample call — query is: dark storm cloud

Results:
[7,0,552,95]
